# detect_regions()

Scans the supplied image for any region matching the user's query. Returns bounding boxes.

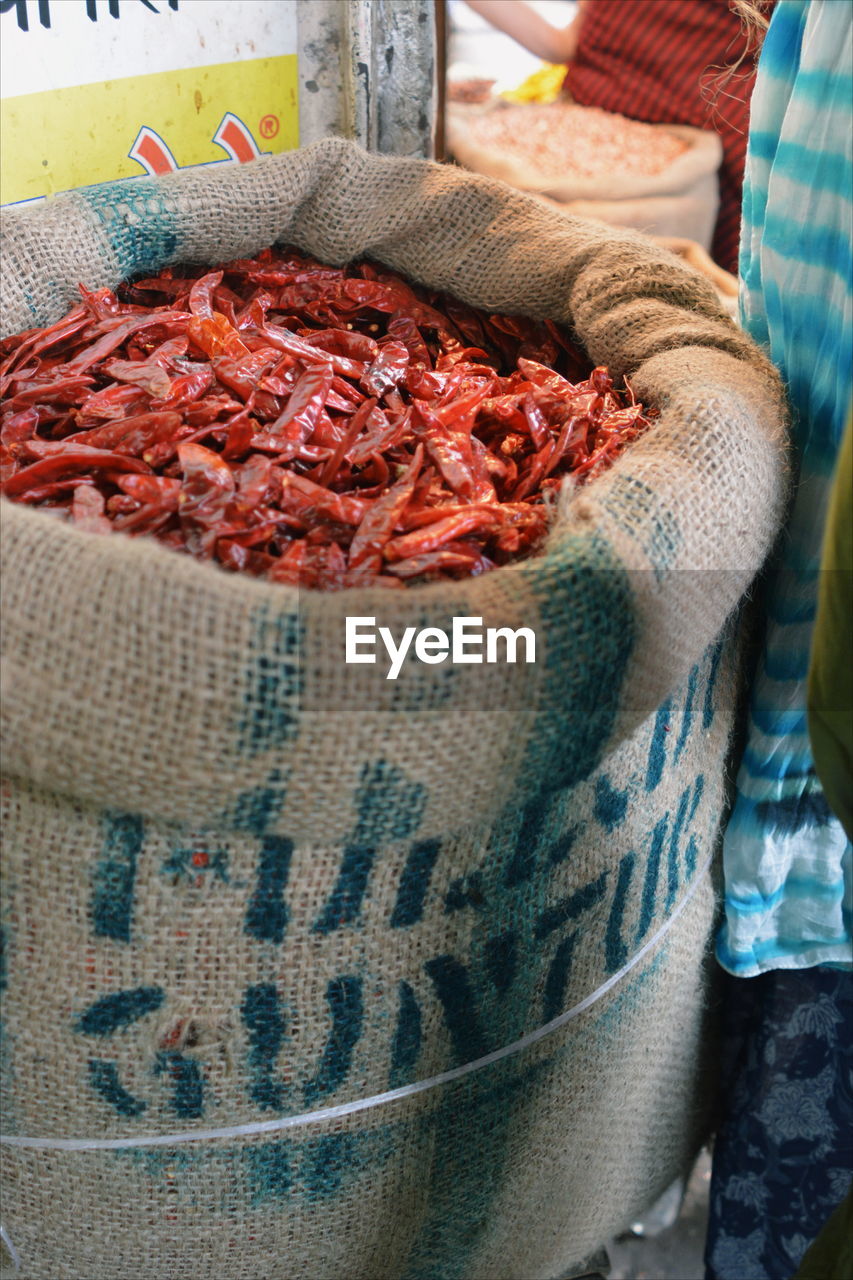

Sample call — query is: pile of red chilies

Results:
[0,247,653,589]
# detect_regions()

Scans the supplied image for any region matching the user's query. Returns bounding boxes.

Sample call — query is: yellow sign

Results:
[1,54,299,206]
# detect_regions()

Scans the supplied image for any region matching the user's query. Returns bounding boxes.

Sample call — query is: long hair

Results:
[702,0,774,131]
[731,0,774,53]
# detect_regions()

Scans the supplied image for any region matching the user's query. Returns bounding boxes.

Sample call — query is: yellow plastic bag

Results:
[501,62,566,104]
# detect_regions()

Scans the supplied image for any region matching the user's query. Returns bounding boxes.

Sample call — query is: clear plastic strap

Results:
[0,849,713,1153]
[0,1224,22,1274]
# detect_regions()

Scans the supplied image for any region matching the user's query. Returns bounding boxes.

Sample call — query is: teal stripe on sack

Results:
[702,638,725,731]
[425,956,488,1064]
[91,811,144,942]
[245,836,293,944]
[80,177,179,279]
[391,840,443,928]
[518,533,634,796]
[601,473,681,580]
[302,976,363,1105]
[604,851,636,974]
[673,668,698,764]
[389,981,422,1088]
[666,788,691,911]
[87,1061,147,1118]
[237,607,303,757]
[154,1051,204,1119]
[241,982,287,1112]
[645,700,673,791]
[315,761,427,934]
[637,815,668,943]
[77,986,164,1037]
[542,932,578,1022]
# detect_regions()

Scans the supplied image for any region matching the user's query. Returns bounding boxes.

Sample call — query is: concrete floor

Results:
[605,1149,712,1280]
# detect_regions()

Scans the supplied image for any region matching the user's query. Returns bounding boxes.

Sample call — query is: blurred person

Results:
[464,0,765,273]
[702,2,853,1278]
[789,411,853,1280]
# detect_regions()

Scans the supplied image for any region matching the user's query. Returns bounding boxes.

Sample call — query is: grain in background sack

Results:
[447,101,722,249]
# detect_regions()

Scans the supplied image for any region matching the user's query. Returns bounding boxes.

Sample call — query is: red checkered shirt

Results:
[564,0,766,274]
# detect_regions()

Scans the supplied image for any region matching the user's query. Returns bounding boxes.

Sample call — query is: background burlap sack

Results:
[0,138,786,1280]
[447,106,722,248]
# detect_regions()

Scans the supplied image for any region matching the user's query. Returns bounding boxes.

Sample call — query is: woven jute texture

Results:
[0,138,787,1280]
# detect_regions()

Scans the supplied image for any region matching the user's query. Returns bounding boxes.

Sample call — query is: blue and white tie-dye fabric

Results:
[718,0,853,977]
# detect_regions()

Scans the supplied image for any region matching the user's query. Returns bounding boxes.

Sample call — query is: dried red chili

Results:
[0,246,655,588]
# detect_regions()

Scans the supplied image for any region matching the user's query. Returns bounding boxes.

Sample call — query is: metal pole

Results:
[297,0,437,158]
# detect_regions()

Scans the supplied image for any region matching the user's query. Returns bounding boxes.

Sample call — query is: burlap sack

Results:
[447,105,722,249]
[0,138,786,1280]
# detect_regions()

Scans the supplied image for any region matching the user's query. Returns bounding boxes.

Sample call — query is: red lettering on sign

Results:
[212,112,262,164]
[129,126,178,176]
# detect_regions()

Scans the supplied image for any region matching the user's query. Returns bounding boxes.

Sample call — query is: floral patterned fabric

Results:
[705,966,853,1280]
